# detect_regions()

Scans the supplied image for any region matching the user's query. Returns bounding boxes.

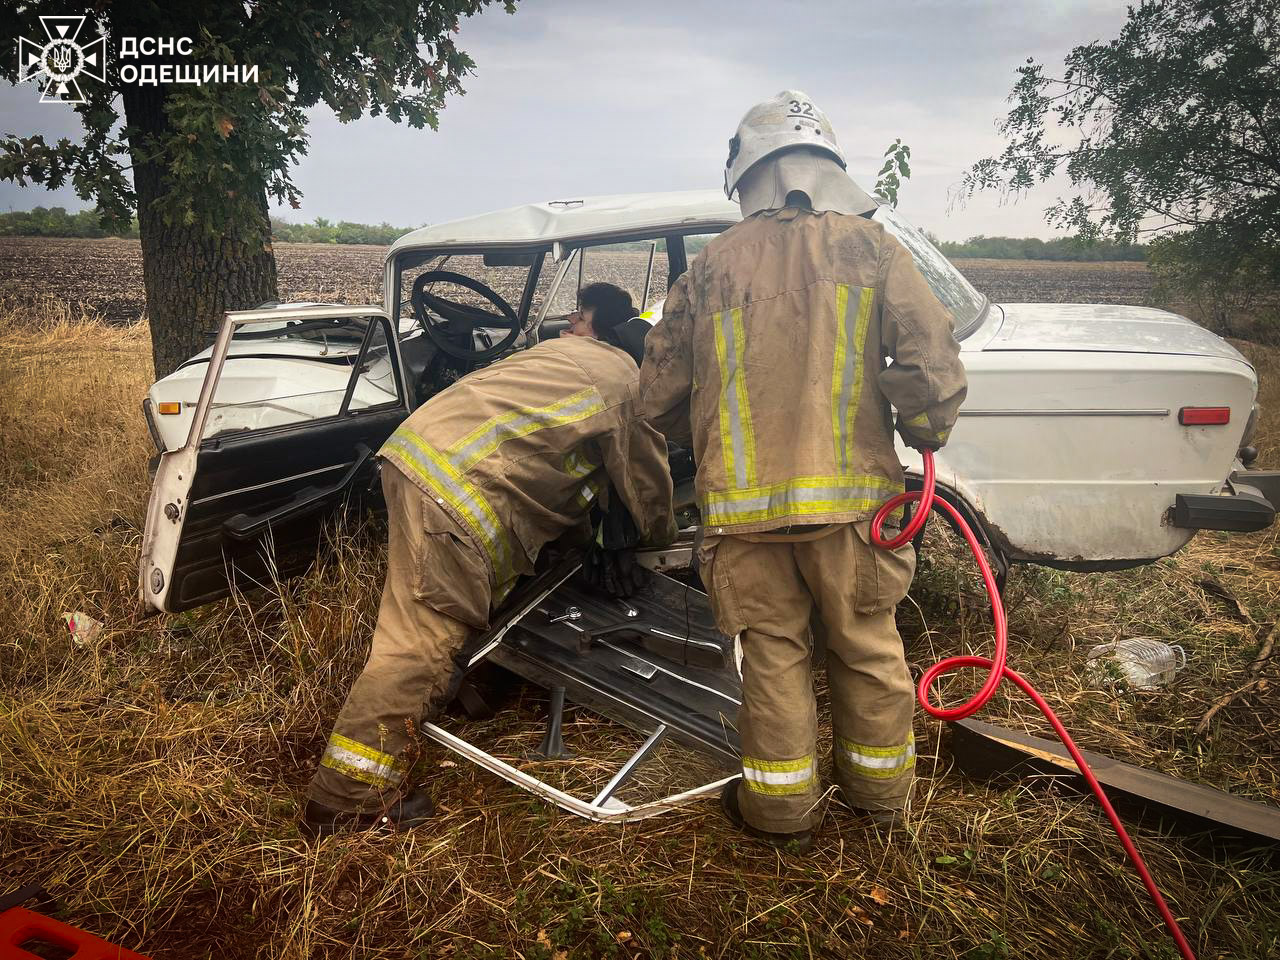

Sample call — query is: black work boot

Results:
[720,778,814,854]
[301,790,435,840]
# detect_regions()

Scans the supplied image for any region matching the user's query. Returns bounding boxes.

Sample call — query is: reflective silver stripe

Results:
[564,448,598,479]
[320,735,405,788]
[718,309,751,488]
[743,764,813,786]
[703,478,895,524]
[449,388,605,472]
[741,755,816,795]
[836,737,916,780]
[834,286,857,471]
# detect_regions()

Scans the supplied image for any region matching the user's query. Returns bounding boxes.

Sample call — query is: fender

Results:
[904,472,1010,591]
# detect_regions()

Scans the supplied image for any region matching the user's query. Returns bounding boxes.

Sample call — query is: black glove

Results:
[582,485,645,597]
[583,542,643,598]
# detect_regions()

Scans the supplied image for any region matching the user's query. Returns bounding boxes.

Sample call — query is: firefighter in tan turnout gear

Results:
[304,285,676,836]
[642,91,967,850]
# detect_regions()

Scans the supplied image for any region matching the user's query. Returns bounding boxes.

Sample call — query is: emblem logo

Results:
[17,15,107,104]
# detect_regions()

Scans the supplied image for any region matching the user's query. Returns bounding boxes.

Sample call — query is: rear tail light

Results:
[1179,406,1230,426]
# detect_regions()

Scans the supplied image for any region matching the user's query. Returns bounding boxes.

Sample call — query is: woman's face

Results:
[562,304,596,339]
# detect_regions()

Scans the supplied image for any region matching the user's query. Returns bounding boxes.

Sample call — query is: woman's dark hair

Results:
[579,281,645,365]
[579,282,637,334]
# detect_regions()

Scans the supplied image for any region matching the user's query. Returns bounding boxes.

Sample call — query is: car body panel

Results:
[927,349,1257,562]
[388,191,741,254]
[989,303,1254,360]
[140,305,407,614]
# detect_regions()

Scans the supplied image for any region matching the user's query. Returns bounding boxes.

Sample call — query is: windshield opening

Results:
[541,239,671,323]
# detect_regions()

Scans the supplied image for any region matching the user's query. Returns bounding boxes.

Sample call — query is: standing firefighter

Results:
[642,91,967,850]
[305,286,676,837]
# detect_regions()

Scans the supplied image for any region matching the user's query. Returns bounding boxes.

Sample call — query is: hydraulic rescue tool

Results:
[871,449,1196,960]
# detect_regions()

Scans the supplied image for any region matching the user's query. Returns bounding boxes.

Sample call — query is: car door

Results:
[139,305,409,614]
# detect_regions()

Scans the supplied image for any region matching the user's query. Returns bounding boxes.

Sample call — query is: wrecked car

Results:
[137,190,1277,818]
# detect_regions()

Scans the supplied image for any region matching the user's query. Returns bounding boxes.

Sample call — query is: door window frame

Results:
[193,306,405,451]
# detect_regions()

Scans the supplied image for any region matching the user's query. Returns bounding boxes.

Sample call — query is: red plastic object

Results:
[0,907,152,960]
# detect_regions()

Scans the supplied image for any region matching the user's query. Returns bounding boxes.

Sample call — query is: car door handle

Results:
[223,443,374,541]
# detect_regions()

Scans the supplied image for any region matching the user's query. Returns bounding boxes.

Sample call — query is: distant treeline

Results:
[935,235,1148,261]
[268,217,418,245]
[0,206,138,238]
[2,207,1149,261]
[0,207,417,246]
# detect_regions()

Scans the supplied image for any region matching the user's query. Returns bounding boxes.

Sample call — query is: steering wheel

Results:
[411,270,522,362]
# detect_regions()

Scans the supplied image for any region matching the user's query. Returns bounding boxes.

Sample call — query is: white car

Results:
[141,189,1274,616]
[136,190,1275,820]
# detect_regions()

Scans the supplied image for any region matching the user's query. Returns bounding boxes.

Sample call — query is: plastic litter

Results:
[62,611,104,648]
[1086,638,1187,690]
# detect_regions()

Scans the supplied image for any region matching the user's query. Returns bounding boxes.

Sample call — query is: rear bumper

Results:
[1173,469,1278,532]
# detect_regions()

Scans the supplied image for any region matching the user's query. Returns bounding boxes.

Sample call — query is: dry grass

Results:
[2,297,1279,960]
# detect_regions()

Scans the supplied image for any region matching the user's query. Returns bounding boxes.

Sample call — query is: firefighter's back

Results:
[679,208,906,534]
[381,337,635,587]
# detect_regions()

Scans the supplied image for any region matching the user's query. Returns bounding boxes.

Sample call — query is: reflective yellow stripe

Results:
[713,308,757,490]
[448,387,605,472]
[574,477,603,510]
[831,285,874,473]
[320,732,407,788]
[742,754,815,796]
[904,411,950,444]
[835,734,916,780]
[702,474,899,526]
[381,431,515,584]
[730,308,758,485]
[564,448,598,480]
[565,448,603,510]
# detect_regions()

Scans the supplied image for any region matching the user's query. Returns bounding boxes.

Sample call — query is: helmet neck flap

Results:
[735,148,878,219]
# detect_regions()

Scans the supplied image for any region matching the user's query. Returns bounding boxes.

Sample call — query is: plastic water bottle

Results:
[1085,638,1187,690]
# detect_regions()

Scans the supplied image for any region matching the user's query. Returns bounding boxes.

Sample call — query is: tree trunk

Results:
[121,83,278,378]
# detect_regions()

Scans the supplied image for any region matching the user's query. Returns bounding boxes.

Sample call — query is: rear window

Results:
[875,206,988,338]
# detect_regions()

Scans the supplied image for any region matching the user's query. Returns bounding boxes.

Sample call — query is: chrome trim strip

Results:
[957,408,1170,418]
[190,461,350,506]
[466,564,582,669]
[420,721,732,822]
[597,640,741,707]
[592,723,668,806]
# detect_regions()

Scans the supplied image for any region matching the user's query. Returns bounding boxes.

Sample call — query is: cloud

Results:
[0,0,1132,240]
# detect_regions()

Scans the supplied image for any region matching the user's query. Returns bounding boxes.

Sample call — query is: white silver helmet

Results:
[724,90,846,199]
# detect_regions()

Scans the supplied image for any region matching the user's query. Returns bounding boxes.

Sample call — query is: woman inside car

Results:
[561,281,648,366]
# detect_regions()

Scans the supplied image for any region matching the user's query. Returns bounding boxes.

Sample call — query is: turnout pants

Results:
[308,466,491,813]
[702,521,917,834]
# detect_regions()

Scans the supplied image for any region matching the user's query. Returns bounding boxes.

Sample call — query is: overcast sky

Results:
[1,0,1128,241]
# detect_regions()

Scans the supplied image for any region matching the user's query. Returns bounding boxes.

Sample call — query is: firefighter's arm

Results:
[639,275,695,448]
[596,416,678,548]
[877,235,968,451]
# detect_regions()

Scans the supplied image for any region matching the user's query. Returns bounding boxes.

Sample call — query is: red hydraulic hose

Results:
[870,449,1196,960]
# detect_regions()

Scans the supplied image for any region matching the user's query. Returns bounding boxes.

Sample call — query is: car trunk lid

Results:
[986,304,1249,363]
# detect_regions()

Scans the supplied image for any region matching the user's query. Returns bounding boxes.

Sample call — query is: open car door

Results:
[140,305,409,614]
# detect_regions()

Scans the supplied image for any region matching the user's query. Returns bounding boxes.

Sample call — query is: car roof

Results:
[387,189,742,258]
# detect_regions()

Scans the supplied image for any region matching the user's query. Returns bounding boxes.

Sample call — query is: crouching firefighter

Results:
[641,91,967,851]
[304,283,676,837]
